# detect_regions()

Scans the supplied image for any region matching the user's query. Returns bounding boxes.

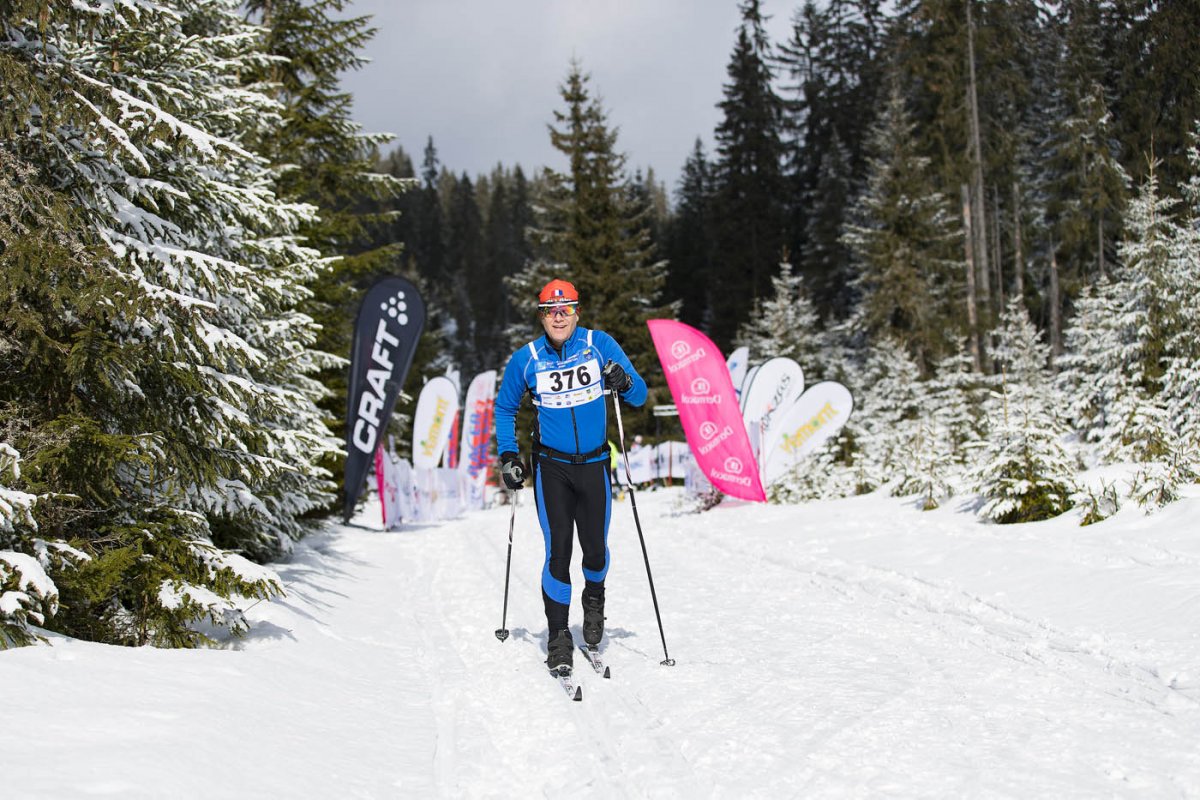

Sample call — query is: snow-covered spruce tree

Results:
[1160,127,1200,468]
[2,1,335,645]
[840,337,924,494]
[1059,163,1197,506]
[891,341,985,510]
[0,444,57,648]
[0,144,96,646]
[972,299,1076,524]
[734,261,824,373]
[242,0,409,503]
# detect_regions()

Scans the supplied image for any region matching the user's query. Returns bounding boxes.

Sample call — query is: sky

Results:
[340,0,796,192]
[6,477,1200,795]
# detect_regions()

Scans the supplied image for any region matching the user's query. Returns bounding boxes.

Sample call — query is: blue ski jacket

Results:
[495,326,647,463]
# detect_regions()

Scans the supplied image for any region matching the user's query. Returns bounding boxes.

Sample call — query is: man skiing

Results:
[494,278,647,674]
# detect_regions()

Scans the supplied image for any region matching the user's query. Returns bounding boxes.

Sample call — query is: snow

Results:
[4,483,1200,797]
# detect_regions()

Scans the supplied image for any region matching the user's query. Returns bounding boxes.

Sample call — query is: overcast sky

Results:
[341,0,795,193]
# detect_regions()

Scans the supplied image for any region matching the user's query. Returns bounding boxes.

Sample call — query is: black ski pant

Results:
[533,454,611,634]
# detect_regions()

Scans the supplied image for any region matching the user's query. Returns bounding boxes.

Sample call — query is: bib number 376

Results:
[537,359,602,408]
[546,365,593,392]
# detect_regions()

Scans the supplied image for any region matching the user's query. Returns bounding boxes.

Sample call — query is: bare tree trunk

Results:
[1012,181,1024,300]
[962,184,982,371]
[1049,246,1063,362]
[992,185,1004,310]
[1097,217,1106,280]
[966,0,991,312]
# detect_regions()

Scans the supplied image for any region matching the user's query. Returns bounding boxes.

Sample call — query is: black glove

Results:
[602,360,634,393]
[499,452,526,491]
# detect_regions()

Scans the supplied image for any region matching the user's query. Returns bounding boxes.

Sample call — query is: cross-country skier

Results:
[494,278,647,673]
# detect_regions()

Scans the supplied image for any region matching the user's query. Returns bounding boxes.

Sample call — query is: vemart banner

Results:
[412,375,460,470]
[648,319,766,502]
[458,370,497,510]
[761,381,854,485]
[343,277,425,522]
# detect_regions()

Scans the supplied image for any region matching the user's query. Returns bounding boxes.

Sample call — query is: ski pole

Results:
[495,490,518,642]
[610,390,676,666]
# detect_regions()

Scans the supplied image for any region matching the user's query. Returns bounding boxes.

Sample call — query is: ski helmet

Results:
[538,279,579,305]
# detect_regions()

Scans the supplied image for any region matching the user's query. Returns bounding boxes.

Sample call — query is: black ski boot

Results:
[546,629,574,673]
[582,591,605,647]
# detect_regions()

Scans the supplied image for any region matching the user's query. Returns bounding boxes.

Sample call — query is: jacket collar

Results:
[541,326,583,357]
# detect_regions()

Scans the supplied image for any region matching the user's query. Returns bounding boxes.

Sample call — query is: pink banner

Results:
[647,319,766,502]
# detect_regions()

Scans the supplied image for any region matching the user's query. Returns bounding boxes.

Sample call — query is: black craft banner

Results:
[343,277,425,522]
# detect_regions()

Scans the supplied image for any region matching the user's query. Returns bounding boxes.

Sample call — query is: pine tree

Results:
[709,0,788,349]
[664,139,717,329]
[734,261,823,372]
[973,298,1076,524]
[242,0,410,499]
[1162,128,1200,456]
[777,0,885,315]
[842,79,962,372]
[443,172,486,373]
[511,61,672,388]
[1107,0,1200,193]
[895,338,984,507]
[0,443,60,648]
[1,1,330,645]
[842,337,924,492]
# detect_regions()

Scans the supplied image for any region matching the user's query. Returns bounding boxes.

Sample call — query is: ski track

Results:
[7,488,1200,798]
[308,490,1200,798]
[678,499,1200,796]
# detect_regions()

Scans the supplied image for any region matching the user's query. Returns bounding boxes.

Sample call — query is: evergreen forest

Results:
[2,0,1198,648]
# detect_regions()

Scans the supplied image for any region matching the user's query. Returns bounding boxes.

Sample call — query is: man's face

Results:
[539,302,579,346]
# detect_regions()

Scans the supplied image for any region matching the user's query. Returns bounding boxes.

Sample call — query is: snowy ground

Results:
[4,479,1200,798]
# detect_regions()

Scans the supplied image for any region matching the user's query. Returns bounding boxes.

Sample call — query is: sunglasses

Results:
[538,304,578,319]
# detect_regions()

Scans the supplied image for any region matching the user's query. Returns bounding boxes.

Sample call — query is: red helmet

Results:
[538,279,579,305]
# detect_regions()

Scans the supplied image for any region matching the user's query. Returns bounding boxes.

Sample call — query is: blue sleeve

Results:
[596,331,647,408]
[494,348,529,455]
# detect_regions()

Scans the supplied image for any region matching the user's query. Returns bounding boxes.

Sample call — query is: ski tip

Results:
[603,666,611,679]
[573,687,582,701]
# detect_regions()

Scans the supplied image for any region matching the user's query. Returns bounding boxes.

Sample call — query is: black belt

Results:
[535,443,608,464]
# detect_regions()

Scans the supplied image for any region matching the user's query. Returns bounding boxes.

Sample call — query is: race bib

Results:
[535,358,603,409]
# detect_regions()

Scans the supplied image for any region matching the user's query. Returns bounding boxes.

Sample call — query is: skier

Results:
[494,278,647,673]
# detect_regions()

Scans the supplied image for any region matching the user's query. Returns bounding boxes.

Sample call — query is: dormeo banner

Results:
[457,370,497,510]
[343,276,425,522]
[647,319,766,503]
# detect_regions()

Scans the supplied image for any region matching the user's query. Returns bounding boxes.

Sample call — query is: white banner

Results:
[412,376,459,470]
[654,440,692,480]
[457,370,497,510]
[376,445,416,530]
[740,357,804,461]
[726,346,750,403]
[761,381,854,485]
[738,364,760,414]
[618,443,656,486]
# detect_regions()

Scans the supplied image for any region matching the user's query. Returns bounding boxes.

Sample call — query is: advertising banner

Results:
[726,346,750,403]
[343,277,425,522]
[647,319,766,502]
[457,370,497,510]
[374,440,416,530]
[655,440,692,481]
[412,376,459,470]
[740,357,805,441]
[761,381,854,485]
